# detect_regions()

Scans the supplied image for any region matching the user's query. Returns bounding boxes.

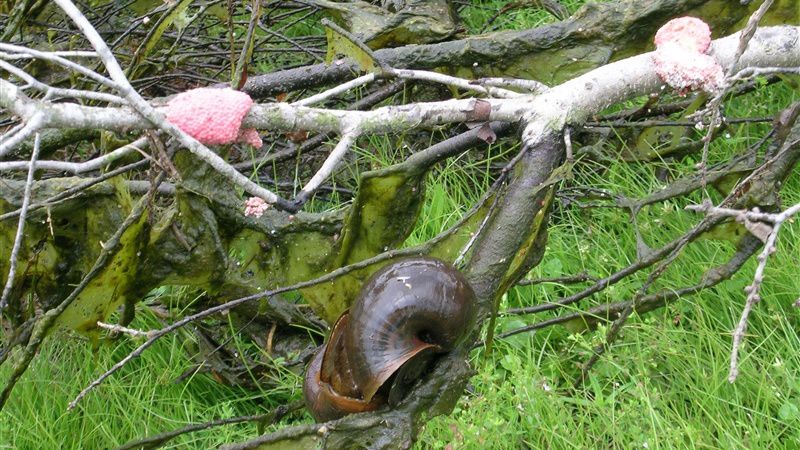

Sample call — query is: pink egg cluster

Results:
[652,17,724,94]
[244,196,269,218]
[164,87,262,147]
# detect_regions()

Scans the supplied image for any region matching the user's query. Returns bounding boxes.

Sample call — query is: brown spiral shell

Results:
[303,256,476,422]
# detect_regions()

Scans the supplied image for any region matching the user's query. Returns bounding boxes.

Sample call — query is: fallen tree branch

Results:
[239,0,757,98]
[3,26,795,141]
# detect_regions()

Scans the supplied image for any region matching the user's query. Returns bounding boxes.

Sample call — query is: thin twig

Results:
[454,188,503,268]
[726,0,775,76]
[472,77,548,94]
[292,74,376,107]
[388,69,519,98]
[693,0,775,186]
[0,133,41,313]
[515,271,597,287]
[115,401,304,450]
[503,213,722,317]
[729,66,800,82]
[0,123,25,147]
[0,43,117,89]
[0,158,151,222]
[576,229,689,385]
[0,60,124,104]
[455,137,533,268]
[728,222,778,382]
[685,200,800,381]
[485,234,761,347]
[219,413,386,450]
[0,112,44,158]
[231,0,262,90]
[257,24,324,62]
[295,129,359,205]
[96,321,156,339]
[584,117,772,128]
[0,136,146,173]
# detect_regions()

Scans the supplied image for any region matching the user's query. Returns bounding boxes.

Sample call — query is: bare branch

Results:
[472,76,548,94]
[0,43,116,89]
[297,130,359,201]
[0,137,146,173]
[115,401,304,450]
[0,60,125,104]
[515,271,597,287]
[96,321,155,339]
[686,200,800,381]
[490,233,762,346]
[0,112,43,158]
[292,73,376,107]
[387,68,520,98]
[726,0,775,75]
[2,27,796,148]
[0,133,41,313]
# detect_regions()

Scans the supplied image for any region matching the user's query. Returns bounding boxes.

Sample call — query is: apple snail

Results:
[303,256,477,421]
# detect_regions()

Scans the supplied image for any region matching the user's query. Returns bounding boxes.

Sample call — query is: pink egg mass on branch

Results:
[164,87,262,147]
[652,17,724,95]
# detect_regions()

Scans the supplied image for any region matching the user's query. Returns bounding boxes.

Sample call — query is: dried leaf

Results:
[325,24,380,73]
[476,123,497,144]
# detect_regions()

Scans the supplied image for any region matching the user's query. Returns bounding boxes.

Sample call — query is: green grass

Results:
[0,305,300,448]
[413,83,800,449]
[459,0,609,33]
[419,298,800,449]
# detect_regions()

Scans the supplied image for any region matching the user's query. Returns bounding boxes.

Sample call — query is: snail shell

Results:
[303,256,476,422]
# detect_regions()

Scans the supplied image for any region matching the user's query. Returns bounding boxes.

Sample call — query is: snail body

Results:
[303,257,476,422]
